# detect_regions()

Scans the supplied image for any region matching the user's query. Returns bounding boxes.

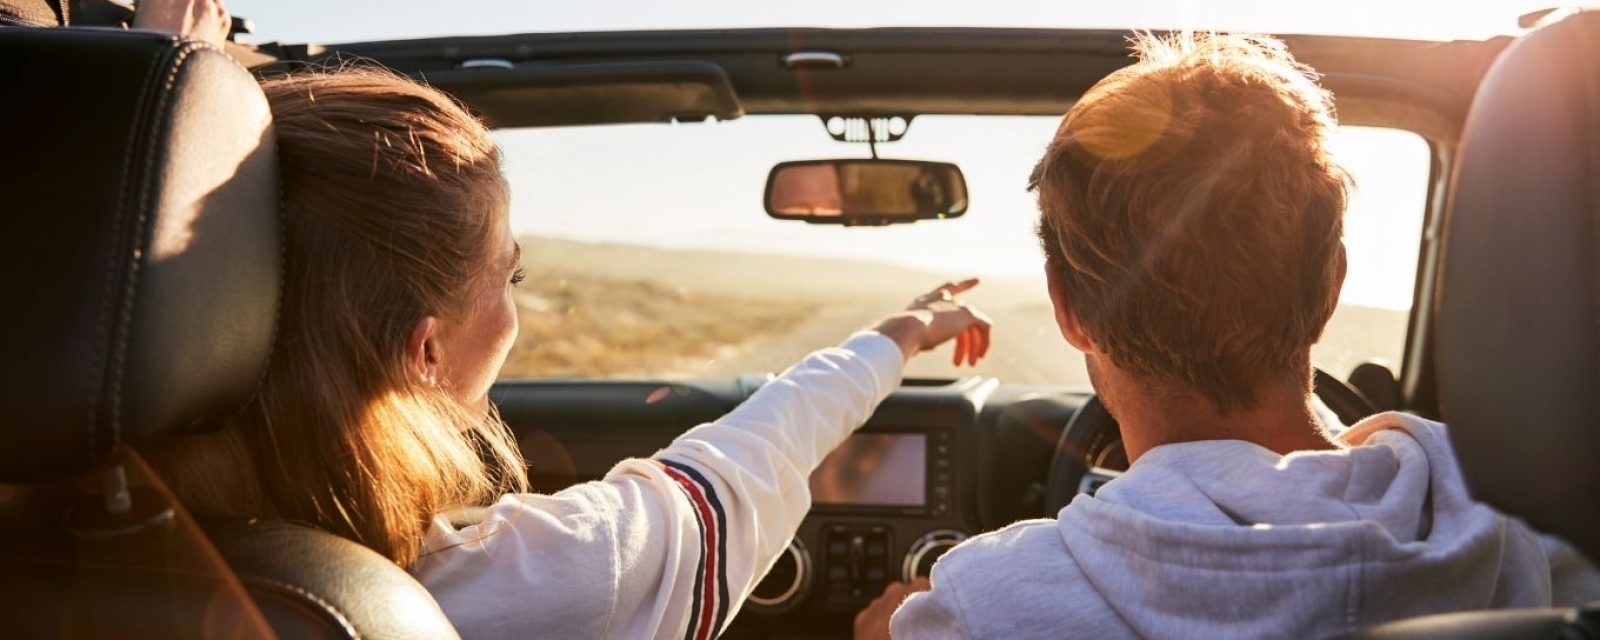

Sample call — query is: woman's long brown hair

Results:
[145,67,528,568]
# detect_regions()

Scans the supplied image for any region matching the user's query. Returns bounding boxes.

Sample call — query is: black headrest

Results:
[0,28,280,482]
[1437,11,1600,559]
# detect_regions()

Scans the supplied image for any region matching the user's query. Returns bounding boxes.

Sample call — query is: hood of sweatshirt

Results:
[1057,412,1554,638]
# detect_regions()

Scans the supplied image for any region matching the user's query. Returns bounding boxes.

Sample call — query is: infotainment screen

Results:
[810,433,926,507]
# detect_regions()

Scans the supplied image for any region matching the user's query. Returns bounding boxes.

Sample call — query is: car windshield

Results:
[495,116,1429,387]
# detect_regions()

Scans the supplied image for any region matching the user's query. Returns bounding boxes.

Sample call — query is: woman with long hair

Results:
[145,66,992,639]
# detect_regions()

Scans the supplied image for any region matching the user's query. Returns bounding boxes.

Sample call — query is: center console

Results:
[495,372,1089,638]
[746,378,994,615]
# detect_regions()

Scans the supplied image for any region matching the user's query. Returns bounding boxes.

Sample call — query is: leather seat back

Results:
[0,25,282,638]
[1348,10,1600,640]
[1435,9,1600,562]
[0,27,279,483]
[206,518,463,640]
[0,27,456,639]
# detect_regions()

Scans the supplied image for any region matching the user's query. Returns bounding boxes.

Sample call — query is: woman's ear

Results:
[408,315,442,385]
[1045,262,1097,354]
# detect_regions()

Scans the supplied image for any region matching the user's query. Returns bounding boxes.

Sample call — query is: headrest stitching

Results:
[217,119,286,428]
[107,40,204,452]
[237,576,363,639]
[244,133,288,414]
[89,37,172,467]
[243,47,287,419]
[198,41,286,429]
[0,2,58,27]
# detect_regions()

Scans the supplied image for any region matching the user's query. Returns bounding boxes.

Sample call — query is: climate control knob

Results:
[748,537,811,614]
[902,529,967,581]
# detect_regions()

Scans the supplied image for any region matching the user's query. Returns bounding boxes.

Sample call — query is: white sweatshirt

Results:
[891,412,1600,639]
[411,332,905,640]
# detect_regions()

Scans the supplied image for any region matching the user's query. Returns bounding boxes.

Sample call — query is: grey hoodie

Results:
[891,413,1600,639]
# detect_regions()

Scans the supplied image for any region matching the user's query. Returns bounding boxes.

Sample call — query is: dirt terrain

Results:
[505,236,1408,388]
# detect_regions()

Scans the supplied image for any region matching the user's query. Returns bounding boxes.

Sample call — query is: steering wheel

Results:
[1042,368,1379,515]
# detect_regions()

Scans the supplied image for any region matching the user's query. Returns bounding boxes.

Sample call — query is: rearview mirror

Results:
[764,159,968,225]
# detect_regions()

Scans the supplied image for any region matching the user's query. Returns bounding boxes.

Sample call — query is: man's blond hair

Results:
[1033,32,1349,412]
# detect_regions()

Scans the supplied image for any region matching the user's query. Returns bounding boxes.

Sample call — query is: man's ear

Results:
[1045,262,1097,354]
[1332,242,1348,297]
[407,315,442,385]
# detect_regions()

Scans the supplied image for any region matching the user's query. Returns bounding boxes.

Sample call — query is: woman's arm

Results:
[617,280,991,638]
[414,282,990,639]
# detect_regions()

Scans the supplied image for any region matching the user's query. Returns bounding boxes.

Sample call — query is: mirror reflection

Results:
[765,159,968,224]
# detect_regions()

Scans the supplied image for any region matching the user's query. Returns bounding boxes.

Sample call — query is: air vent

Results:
[748,538,811,614]
[783,51,847,69]
[902,530,967,581]
[900,377,960,387]
[1076,467,1123,498]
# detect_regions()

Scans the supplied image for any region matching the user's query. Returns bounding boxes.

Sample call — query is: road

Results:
[683,291,1403,389]
[517,236,1405,387]
[691,297,1093,388]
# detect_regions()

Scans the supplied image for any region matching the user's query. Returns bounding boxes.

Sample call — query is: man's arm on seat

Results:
[1542,534,1600,605]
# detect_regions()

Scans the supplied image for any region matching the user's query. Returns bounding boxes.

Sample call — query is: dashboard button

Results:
[826,581,850,599]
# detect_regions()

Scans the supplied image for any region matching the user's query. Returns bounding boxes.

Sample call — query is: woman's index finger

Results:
[942,277,981,294]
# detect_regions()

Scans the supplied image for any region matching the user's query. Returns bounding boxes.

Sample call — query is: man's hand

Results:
[854,578,932,640]
[872,279,994,366]
[133,0,231,48]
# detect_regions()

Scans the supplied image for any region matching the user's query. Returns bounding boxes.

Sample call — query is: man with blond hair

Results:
[861,33,1599,639]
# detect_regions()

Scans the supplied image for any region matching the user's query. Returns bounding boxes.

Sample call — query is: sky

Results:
[491,118,1429,310]
[219,0,1531,309]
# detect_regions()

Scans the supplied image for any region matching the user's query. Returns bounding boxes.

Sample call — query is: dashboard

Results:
[491,376,1089,639]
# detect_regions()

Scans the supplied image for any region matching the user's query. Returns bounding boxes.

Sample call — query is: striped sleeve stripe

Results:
[665,462,731,635]
[659,459,730,640]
